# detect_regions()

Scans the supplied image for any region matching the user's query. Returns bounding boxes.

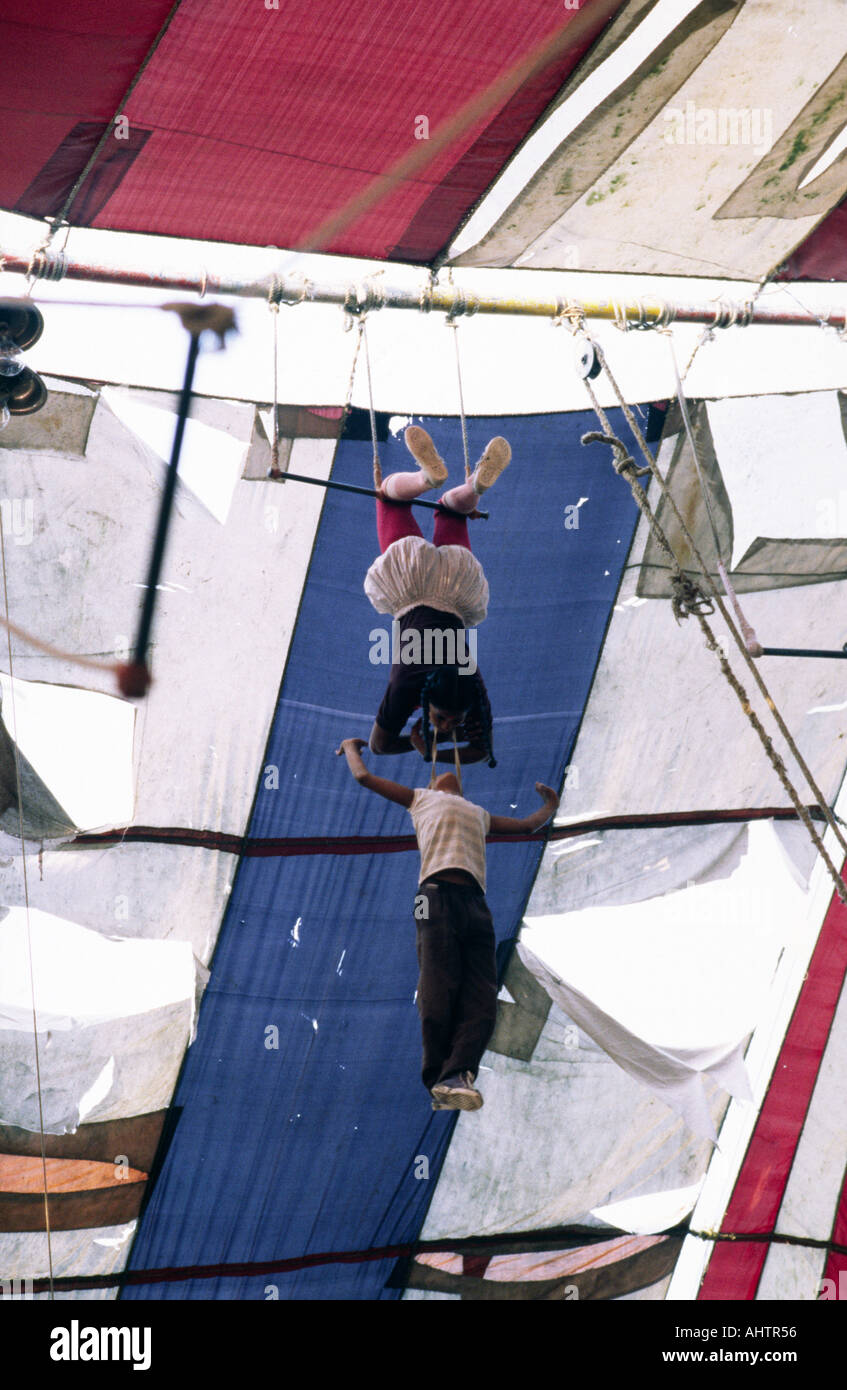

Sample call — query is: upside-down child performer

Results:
[336,736,559,1110]
[365,425,510,769]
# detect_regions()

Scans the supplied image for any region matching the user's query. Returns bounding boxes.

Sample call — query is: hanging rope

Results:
[0,510,55,1297]
[427,729,464,794]
[359,317,382,489]
[577,354,847,904]
[447,319,471,480]
[0,614,123,674]
[666,336,763,656]
[267,298,282,479]
[588,336,847,869]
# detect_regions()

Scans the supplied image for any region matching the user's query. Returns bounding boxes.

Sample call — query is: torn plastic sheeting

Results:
[0,673,135,834]
[591,1182,703,1236]
[0,910,197,1133]
[0,1220,136,1297]
[525,821,749,916]
[416,1015,724,1241]
[0,910,196,1032]
[518,942,748,1142]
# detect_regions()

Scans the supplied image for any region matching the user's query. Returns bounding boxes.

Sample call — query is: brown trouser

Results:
[414,878,498,1091]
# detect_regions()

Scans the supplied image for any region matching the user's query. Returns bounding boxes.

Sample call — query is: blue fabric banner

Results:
[124,408,640,1299]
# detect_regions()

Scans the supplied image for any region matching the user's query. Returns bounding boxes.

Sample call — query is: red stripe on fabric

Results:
[68,807,823,856]
[30,1223,687,1294]
[823,1140,847,1293]
[698,865,847,1300]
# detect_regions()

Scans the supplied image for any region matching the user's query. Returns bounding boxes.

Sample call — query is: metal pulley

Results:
[575,334,602,380]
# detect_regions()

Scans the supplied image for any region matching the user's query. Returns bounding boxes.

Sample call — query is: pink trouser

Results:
[376,498,471,554]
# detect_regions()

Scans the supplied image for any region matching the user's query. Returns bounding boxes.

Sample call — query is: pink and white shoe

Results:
[404,426,449,489]
[470,437,511,494]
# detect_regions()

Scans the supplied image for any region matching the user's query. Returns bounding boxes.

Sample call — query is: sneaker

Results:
[430,1071,483,1111]
[471,437,511,494]
[404,426,449,488]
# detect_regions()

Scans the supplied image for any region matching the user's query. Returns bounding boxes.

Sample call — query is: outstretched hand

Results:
[536,782,559,810]
[335,737,367,756]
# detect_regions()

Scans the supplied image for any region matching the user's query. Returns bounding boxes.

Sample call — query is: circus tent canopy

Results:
[1,0,847,1311]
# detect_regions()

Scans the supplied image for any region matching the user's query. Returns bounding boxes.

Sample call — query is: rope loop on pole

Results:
[551,298,584,331]
[26,245,68,283]
[445,286,480,322]
[610,297,674,332]
[342,275,385,330]
[710,298,741,330]
[268,272,311,308]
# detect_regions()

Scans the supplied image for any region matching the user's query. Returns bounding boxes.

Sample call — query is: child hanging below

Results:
[365,425,510,769]
[336,736,559,1110]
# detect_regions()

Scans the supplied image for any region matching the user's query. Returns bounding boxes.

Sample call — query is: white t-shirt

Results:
[408,788,491,892]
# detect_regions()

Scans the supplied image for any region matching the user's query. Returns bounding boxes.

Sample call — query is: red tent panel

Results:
[776,197,847,282]
[2,0,622,261]
[2,1,175,205]
[698,873,847,1300]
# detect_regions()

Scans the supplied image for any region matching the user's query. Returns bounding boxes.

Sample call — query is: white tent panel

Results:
[0,910,197,1132]
[0,392,332,836]
[455,0,847,279]
[561,568,847,818]
[755,1243,828,1302]
[525,822,750,916]
[592,1184,703,1236]
[0,674,134,831]
[0,1222,135,1301]
[100,388,250,525]
[417,1006,723,1241]
[0,910,195,1030]
[1,841,235,964]
[706,392,847,568]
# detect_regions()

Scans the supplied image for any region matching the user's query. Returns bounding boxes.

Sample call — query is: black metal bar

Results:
[276,470,489,518]
[760,647,847,659]
[132,330,202,668]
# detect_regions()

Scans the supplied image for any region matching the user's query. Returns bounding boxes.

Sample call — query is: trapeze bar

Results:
[5,250,847,332]
[760,646,847,659]
[274,470,489,517]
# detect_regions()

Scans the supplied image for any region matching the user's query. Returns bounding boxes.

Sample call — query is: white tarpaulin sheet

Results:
[521,820,806,1137]
[0,908,197,1133]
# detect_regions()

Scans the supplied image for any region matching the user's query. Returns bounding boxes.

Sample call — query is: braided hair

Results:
[420,665,496,768]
